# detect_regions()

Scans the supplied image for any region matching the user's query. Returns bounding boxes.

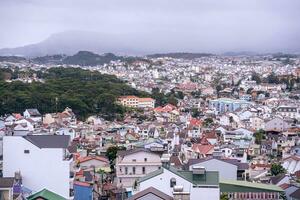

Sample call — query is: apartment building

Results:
[116,148,162,191]
[118,96,155,108]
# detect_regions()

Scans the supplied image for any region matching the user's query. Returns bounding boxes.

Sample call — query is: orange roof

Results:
[154,104,177,113]
[283,155,300,162]
[118,95,138,99]
[12,113,22,120]
[189,118,202,126]
[78,155,109,163]
[205,132,217,139]
[74,181,91,187]
[279,183,291,190]
[200,136,210,145]
[192,144,214,155]
[138,97,154,102]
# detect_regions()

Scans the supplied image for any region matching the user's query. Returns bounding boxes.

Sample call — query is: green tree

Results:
[106,146,126,171]
[220,193,229,200]
[254,129,265,144]
[191,108,201,118]
[251,72,261,84]
[266,72,280,84]
[204,118,213,127]
[270,163,286,176]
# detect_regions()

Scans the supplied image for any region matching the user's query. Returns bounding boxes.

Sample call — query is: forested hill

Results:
[0,67,147,120]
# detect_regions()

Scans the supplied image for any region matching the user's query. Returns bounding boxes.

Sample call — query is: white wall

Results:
[3,136,71,199]
[138,169,219,200]
[117,151,162,188]
[189,159,237,180]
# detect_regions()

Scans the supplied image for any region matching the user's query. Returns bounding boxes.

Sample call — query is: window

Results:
[24,150,30,154]
[170,178,176,187]
[133,167,136,175]
[125,167,128,175]
[144,158,147,162]
[142,167,145,174]
[132,159,136,162]
[119,178,122,183]
[158,166,161,170]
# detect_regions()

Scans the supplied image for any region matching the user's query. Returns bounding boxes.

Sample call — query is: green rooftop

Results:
[27,189,67,200]
[138,166,219,186]
[220,179,283,193]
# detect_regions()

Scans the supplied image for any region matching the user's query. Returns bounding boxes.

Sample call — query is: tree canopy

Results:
[0,67,148,120]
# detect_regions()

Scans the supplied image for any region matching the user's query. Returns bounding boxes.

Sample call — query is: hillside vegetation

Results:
[0,67,147,120]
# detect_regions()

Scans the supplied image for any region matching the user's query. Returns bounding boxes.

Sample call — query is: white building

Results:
[277,106,299,120]
[3,135,73,199]
[137,166,220,200]
[187,158,248,180]
[23,109,42,122]
[116,148,162,190]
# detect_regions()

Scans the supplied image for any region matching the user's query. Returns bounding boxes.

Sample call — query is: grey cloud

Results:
[0,0,299,54]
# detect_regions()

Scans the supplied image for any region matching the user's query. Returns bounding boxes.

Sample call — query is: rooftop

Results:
[220,179,283,193]
[24,135,70,149]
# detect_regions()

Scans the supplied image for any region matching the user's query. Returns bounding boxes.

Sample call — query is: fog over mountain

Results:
[0,0,300,56]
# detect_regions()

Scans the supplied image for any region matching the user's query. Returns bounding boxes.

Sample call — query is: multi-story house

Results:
[249,116,265,130]
[3,135,74,199]
[187,157,249,180]
[277,105,299,120]
[116,148,162,191]
[118,96,155,108]
[209,98,252,114]
[265,117,290,132]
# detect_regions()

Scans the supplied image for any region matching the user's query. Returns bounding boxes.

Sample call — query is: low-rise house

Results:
[73,181,93,200]
[27,188,67,200]
[23,109,42,122]
[270,174,290,186]
[78,155,109,170]
[220,179,283,200]
[187,157,249,180]
[128,187,173,200]
[0,177,15,200]
[282,156,300,174]
[137,166,220,200]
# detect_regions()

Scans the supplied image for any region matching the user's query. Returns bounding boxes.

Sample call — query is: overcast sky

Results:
[0,0,299,53]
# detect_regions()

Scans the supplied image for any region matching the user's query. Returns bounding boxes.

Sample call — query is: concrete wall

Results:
[138,168,219,200]
[3,136,71,199]
[189,159,237,180]
[117,151,162,189]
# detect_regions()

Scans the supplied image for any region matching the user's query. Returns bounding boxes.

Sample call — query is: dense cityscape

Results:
[0,52,299,200]
[1,0,300,199]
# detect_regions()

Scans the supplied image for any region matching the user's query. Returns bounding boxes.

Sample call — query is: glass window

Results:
[170,178,176,187]
[142,167,145,174]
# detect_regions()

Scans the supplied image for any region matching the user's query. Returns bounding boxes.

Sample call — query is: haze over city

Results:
[0,0,300,55]
[1,1,300,200]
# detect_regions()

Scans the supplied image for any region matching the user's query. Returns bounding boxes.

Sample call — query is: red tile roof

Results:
[78,155,109,164]
[192,144,214,155]
[189,118,202,126]
[74,181,91,187]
